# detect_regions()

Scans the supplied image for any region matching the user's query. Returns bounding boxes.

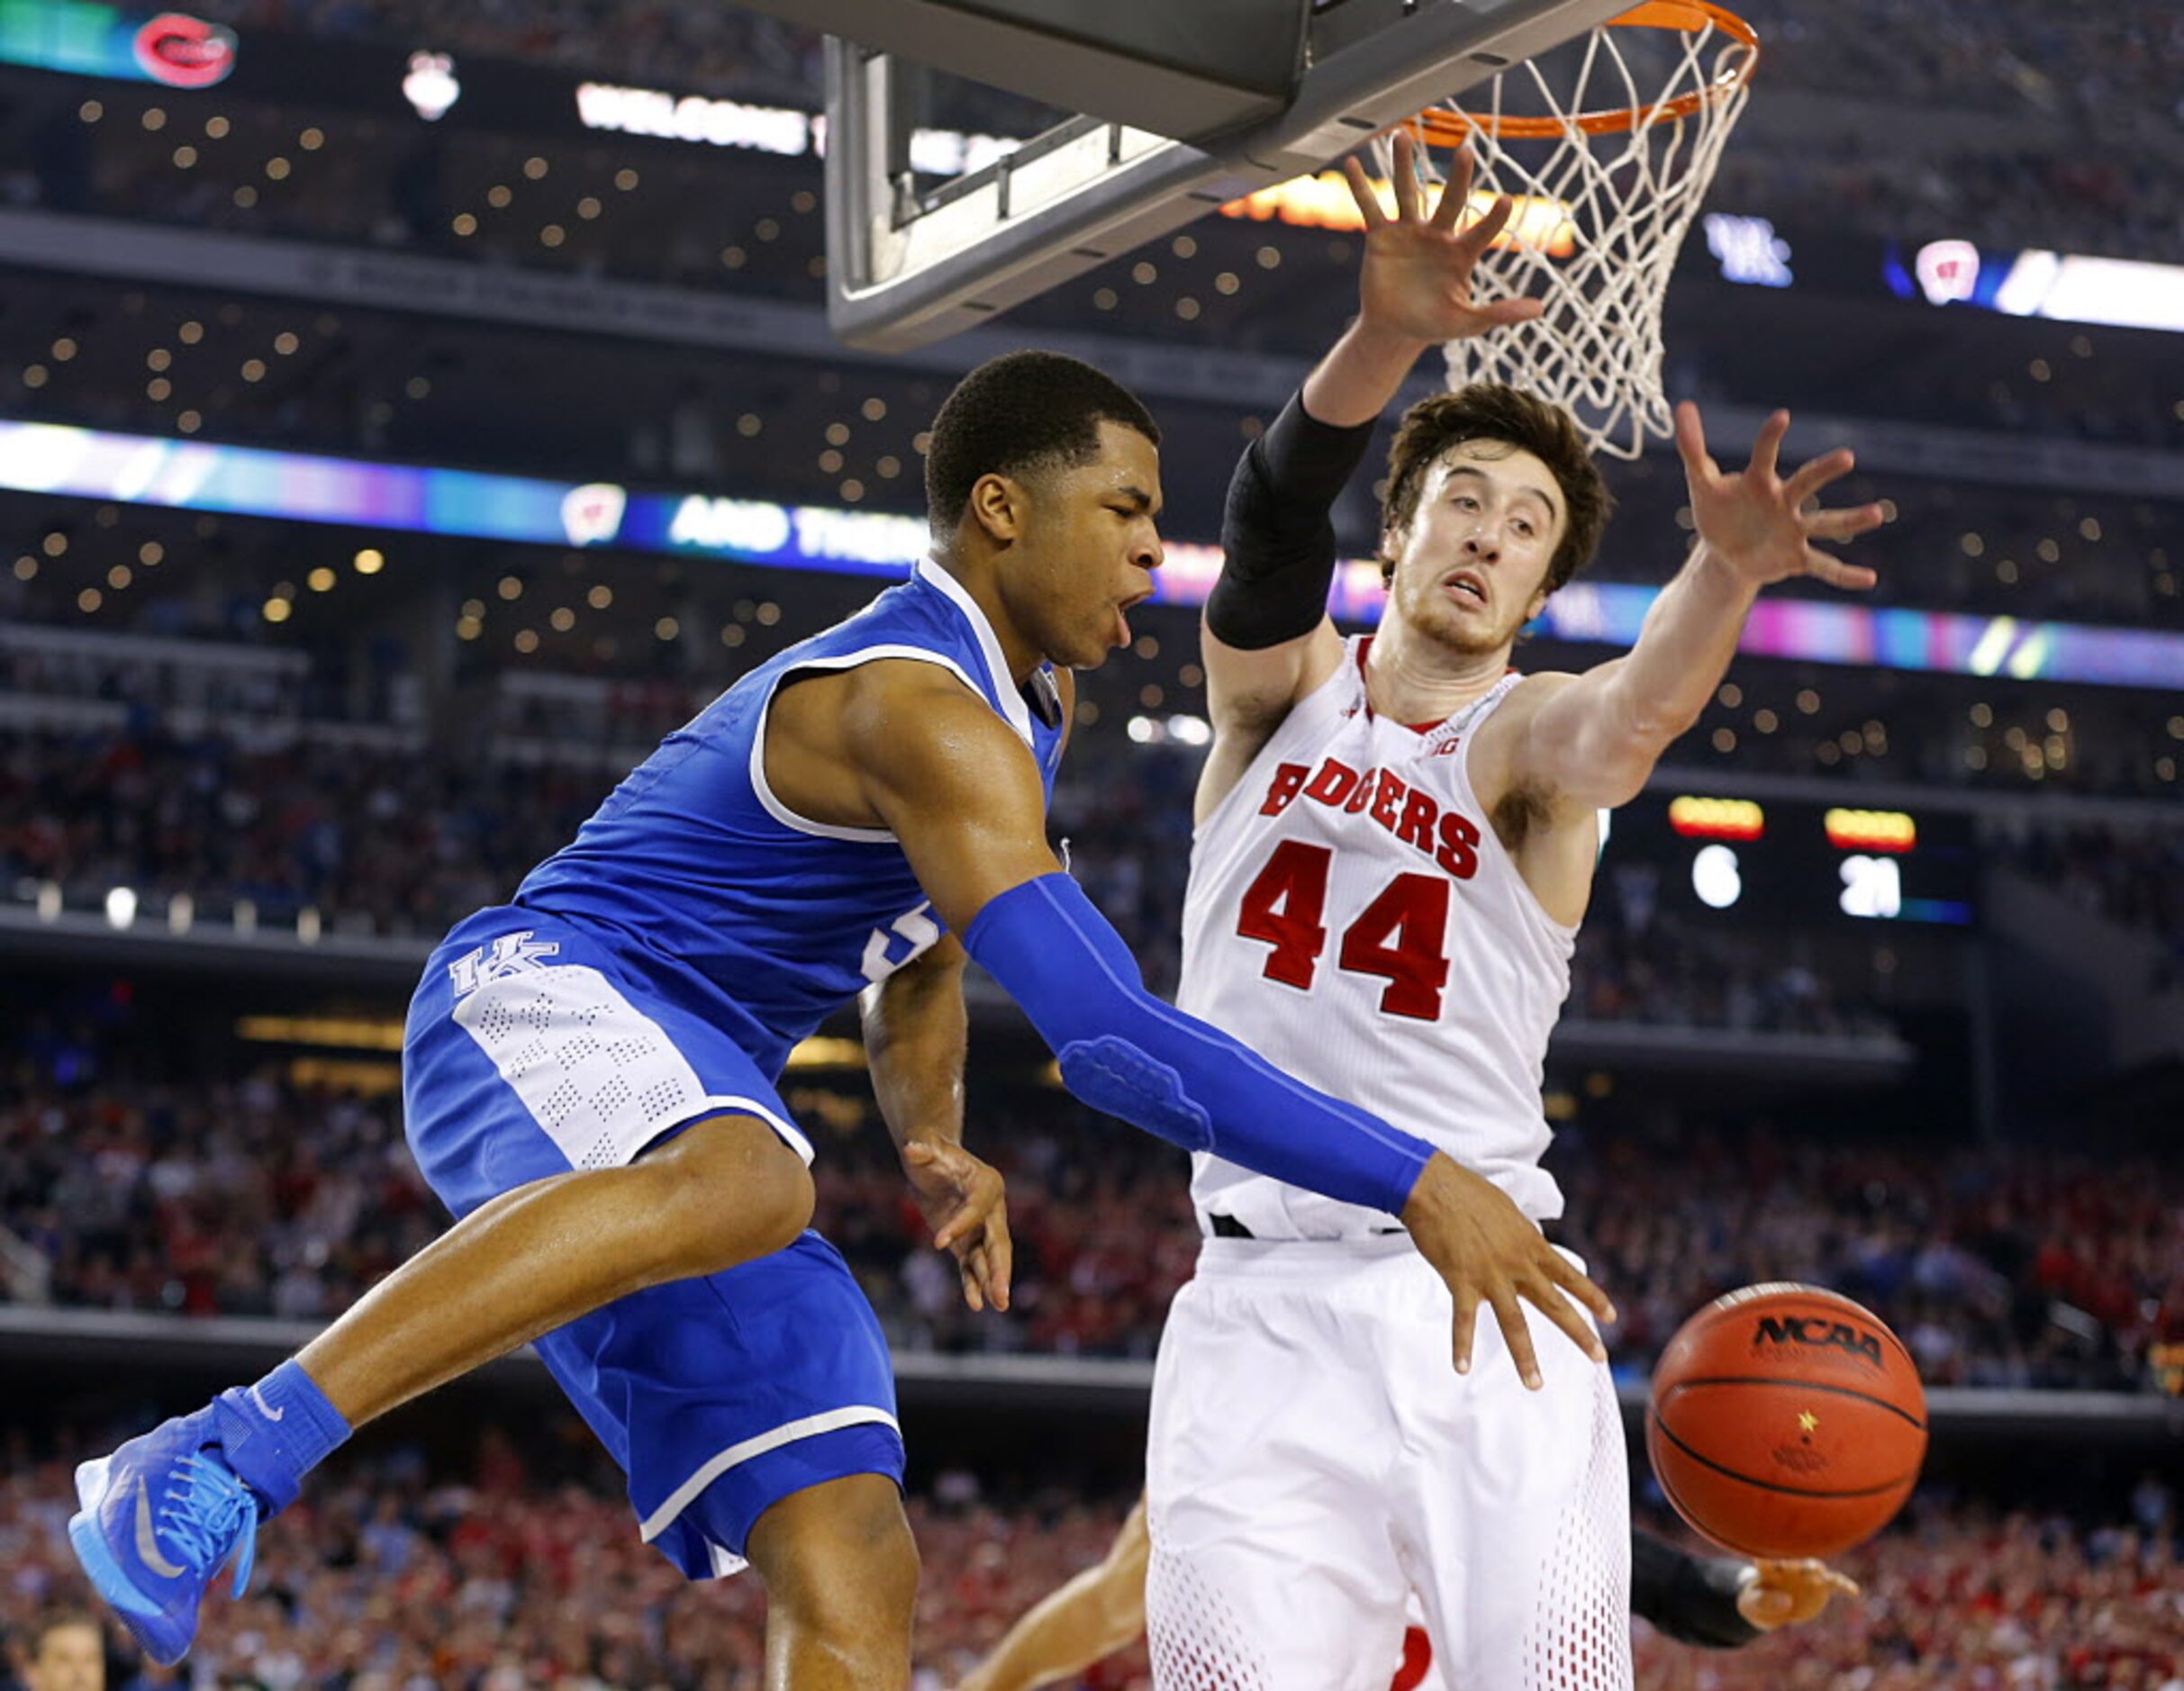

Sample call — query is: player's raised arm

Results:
[1198,134,1540,817]
[1501,403,1889,812]
[843,662,1614,1386]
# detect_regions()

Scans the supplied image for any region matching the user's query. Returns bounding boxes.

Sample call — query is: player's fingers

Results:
[1491,1289,1543,1390]
[1429,141,1472,231]
[1391,131,1424,222]
[1781,447,1858,504]
[960,1246,985,1312]
[985,1204,1013,1311]
[1672,401,1717,481]
[1463,295,1545,330]
[1543,1252,1618,1326]
[937,1168,1002,1252]
[1525,1276,1608,1364]
[932,1186,981,1251]
[1451,1284,1481,1376]
[1802,503,1887,540]
[1342,155,1390,229]
[1804,549,1879,591]
[1826,1569,1862,1597]
[1747,409,1790,481]
[1454,192,1516,260]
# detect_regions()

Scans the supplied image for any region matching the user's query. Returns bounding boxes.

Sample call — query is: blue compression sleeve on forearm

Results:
[963,873,1436,1217]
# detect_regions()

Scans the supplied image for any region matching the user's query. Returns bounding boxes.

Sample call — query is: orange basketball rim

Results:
[1409,1,1761,143]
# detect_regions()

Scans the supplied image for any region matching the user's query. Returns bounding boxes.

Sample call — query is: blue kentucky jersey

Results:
[512,558,1065,1078]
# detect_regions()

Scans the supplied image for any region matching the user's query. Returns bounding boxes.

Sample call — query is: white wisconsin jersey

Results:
[1180,638,1575,1239]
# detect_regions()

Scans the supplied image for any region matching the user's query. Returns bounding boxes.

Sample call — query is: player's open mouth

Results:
[1114,591,1151,646]
[1442,572,1488,608]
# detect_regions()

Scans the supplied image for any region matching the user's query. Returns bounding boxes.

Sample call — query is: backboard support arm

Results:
[824,0,1633,353]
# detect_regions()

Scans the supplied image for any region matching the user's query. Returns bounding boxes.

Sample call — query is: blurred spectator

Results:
[11,1613,104,1691]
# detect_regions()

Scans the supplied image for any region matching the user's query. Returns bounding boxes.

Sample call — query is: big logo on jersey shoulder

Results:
[1257,759,1480,881]
[448,931,561,997]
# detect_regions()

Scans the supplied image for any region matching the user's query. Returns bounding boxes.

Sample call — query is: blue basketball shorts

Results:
[403,905,904,1578]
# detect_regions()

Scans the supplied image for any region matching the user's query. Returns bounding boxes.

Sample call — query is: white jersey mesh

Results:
[1522,1365,1635,1691]
[1146,1512,1271,1691]
[1180,641,1575,1239]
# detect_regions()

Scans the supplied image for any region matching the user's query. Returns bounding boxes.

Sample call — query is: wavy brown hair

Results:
[1378,384,1612,594]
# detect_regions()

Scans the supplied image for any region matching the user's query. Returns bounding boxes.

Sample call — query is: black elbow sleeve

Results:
[1206,393,1378,651]
[1629,1532,1763,1650]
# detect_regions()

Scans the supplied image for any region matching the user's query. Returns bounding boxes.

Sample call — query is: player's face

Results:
[1383,441,1566,656]
[1007,420,1165,670]
[27,1624,104,1691]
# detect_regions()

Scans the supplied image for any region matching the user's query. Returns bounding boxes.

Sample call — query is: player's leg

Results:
[742,1474,921,1691]
[1392,1245,1633,1691]
[297,1108,812,1425]
[1145,1242,1411,1691]
[960,1495,1149,1691]
[68,912,822,1665]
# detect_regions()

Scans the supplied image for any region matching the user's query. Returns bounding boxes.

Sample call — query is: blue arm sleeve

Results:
[963,873,1435,1218]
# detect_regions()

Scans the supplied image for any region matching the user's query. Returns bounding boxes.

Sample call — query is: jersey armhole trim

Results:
[913,558,1037,746]
[1452,676,1582,943]
[748,645,991,844]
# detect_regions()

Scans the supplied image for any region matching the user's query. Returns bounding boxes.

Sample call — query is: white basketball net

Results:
[1374,10,1756,460]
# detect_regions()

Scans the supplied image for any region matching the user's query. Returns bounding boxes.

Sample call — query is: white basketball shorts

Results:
[1145,1234,1631,1691]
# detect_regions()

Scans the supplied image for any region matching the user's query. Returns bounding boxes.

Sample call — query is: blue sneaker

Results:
[67,1410,260,1666]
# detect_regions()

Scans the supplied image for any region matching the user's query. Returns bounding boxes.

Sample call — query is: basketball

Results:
[1646,1283,1927,1560]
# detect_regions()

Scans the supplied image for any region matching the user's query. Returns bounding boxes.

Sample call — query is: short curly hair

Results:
[925,350,1161,531]
[1379,384,1612,595]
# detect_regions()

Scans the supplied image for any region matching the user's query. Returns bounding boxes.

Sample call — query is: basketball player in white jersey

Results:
[1142,135,1887,1691]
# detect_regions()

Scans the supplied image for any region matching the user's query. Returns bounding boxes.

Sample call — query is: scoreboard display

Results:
[1604,794,1977,927]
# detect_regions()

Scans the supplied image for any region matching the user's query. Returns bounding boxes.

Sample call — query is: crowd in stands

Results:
[1629,1499,2184,1691]
[1999,824,2184,966]
[1593,453,2184,632]
[0,1049,1202,1361]
[151,0,2179,273]
[1551,1118,2181,1391]
[186,0,2184,145]
[0,727,587,939]
[8,0,2182,298]
[4,1008,2179,1389]
[0,1435,2179,1687]
[13,117,2183,463]
[0,1442,1149,1689]
[0,708,1935,1031]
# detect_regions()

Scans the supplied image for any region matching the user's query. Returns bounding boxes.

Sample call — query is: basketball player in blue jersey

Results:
[68,350,1618,1688]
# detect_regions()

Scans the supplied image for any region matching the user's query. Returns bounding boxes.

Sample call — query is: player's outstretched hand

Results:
[1339,130,1545,346]
[1738,1560,1862,1631]
[1400,1153,1614,1388]
[1673,402,1889,592]
[902,1138,1013,1314]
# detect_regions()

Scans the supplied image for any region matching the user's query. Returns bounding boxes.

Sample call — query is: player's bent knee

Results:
[639,1111,814,1274]
[748,1473,920,1644]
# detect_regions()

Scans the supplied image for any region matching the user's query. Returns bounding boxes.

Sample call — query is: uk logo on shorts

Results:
[447,930,562,998]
